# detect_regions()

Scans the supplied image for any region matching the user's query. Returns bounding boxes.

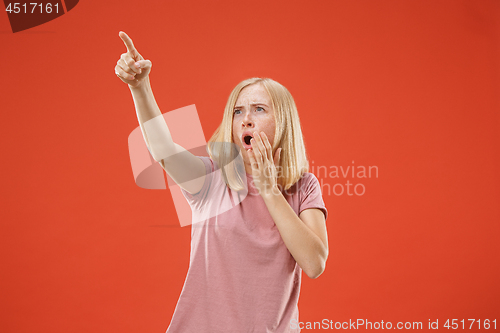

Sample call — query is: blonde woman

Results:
[115,31,328,333]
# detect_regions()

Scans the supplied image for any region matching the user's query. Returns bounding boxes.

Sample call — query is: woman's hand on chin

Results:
[246,131,282,198]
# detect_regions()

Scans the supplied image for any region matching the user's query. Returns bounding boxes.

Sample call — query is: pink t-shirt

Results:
[166,156,327,333]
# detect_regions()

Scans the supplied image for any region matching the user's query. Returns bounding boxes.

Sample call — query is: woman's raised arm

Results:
[115,31,206,194]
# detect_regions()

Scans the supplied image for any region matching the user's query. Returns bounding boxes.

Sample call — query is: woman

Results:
[115,31,328,333]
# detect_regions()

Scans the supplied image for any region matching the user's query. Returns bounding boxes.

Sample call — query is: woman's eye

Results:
[234,109,241,114]
[256,107,264,111]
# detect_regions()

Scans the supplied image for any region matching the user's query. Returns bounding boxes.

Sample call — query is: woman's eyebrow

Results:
[234,103,269,108]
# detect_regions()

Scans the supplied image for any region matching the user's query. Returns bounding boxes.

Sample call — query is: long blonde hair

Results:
[207,77,309,191]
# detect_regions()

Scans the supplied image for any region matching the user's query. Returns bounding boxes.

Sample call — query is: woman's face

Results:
[232,83,276,170]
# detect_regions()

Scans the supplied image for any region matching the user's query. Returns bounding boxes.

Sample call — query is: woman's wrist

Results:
[128,77,150,93]
[260,185,282,201]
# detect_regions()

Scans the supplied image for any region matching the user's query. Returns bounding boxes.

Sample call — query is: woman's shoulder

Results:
[196,155,219,173]
[283,172,320,196]
[295,172,327,219]
[300,172,319,181]
[297,172,321,188]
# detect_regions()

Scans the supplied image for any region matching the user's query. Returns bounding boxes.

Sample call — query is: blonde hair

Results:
[207,77,309,191]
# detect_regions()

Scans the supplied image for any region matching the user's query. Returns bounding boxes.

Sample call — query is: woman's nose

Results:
[242,113,254,128]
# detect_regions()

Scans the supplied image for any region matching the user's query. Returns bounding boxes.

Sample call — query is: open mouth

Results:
[243,135,253,145]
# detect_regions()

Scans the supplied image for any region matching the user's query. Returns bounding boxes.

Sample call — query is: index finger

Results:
[260,132,273,160]
[119,31,137,54]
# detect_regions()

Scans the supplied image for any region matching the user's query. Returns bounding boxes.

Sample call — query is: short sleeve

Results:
[180,156,214,207]
[298,173,328,220]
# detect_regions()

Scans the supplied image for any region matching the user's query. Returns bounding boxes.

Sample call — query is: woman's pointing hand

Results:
[115,31,152,88]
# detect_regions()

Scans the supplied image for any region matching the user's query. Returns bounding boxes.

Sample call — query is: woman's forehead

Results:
[236,84,270,103]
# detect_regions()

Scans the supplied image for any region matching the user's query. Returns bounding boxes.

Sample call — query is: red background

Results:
[1,0,499,332]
